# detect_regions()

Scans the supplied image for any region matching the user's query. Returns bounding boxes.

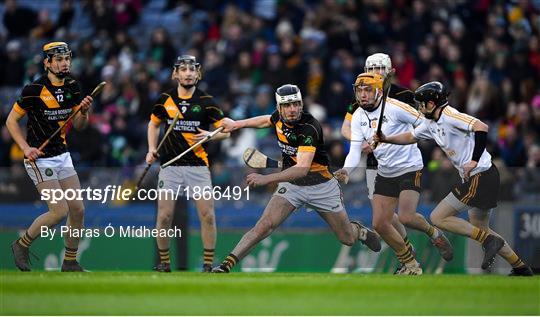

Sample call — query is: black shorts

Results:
[374,170,422,198]
[451,163,499,209]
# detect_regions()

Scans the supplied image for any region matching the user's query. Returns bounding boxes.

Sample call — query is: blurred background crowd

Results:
[0,0,539,203]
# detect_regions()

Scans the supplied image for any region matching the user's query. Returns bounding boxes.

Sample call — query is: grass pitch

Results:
[1,272,538,315]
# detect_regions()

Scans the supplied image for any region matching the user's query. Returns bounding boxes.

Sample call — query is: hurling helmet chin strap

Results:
[45,53,71,79]
[180,83,195,89]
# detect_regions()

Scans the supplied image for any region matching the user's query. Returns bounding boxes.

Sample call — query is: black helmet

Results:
[173,55,201,88]
[174,55,200,68]
[42,42,72,78]
[414,81,448,107]
[43,42,72,59]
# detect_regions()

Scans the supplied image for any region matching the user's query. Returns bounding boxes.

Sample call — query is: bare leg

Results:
[469,208,526,268]
[371,194,405,252]
[59,175,85,250]
[194,198,216,251]
[430,200,474,236]
[12,180,70,271]
[397,190,433,234]
[372,194,419,271]
[155,197,175,251]
[27,180,70,238]
[316,210,356,246]
[230,196,295,260]
[391,213,407,238]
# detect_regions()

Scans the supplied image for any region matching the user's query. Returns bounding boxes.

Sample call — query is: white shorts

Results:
[24,152,77,185]
[366,168,377,200]
[158,166,212,199]
[273,178,344,213]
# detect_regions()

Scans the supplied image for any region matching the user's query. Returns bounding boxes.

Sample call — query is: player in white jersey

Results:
[374,82,533,276]
[338,53,414,273]
[335,73,453,275]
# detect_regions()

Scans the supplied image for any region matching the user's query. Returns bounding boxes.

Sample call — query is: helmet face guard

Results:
[173,55,201,89]
[43,42,72,78]
[353,72,384,112]
[275,84,303,124]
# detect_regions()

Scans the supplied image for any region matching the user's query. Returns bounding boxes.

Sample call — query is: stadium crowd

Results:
[0,0,539,202]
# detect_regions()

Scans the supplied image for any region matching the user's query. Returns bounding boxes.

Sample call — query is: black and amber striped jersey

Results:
[11,75,82,158]
[150,88,224,167]
[270,110,332,186]
[344,83,414,169]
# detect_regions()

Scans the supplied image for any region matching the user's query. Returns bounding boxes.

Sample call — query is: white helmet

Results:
[364,53,392,76]
[275,84,303,124]
[275,84,302,106]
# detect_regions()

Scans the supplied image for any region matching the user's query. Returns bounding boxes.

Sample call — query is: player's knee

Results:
[429,212,443,227]
[157,212,172,227]
[398,213,414,227]
[69,204,85,221]
[372,219,388,235]
[49,201,69,224]
[199,208,216,226]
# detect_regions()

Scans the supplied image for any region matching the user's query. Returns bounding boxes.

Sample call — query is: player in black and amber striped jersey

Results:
[146,55,229,273]
[268,109,332,186]
[212,84,381,273]
[6,42,93,272]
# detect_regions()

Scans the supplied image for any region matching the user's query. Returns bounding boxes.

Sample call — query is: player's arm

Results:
[146,96,166,165]
[335,113,364,183]
[464,116,489,178]
[209,129,230,141]
[219,115,272,133]
[470,120,488,164]
[6,108,43,160]
[190,126,230,142]
[204,103,231,140]
[341,104,356,140]
[146,118,160,164]
[377,131,418,145]
[246,150,314,187]
[71,83,92,130]
[341,118,352,140]
[72,95,93,130]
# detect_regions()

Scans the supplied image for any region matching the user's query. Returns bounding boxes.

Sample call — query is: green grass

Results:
[0,272,539,315]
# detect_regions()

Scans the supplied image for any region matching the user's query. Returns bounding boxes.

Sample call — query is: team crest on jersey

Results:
[158,180,164,188]
[278,187,287,194]
[303,136,313,146]
[45,168,53,177]
[192,105,202,113]
[371,121,377,129]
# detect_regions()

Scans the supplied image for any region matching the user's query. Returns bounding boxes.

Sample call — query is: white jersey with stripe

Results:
[350,97,424,177]
[411,106,492,179]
